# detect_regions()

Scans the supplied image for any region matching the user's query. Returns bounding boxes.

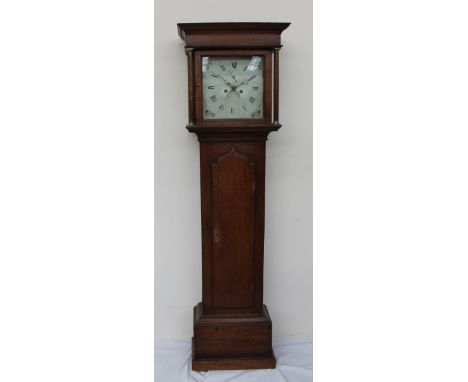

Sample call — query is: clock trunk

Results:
[200,142,266,315]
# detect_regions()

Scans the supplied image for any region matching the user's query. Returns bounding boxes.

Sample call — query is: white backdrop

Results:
[155,1,313,342]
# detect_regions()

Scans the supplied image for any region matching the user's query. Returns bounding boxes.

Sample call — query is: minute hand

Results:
[239,75,257,86]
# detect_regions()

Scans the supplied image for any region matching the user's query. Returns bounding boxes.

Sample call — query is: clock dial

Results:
[202,56,264,120]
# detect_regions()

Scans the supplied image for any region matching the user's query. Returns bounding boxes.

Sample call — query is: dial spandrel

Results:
[202,56,264,120]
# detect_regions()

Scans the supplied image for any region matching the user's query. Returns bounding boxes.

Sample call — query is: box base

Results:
[192,303,276,371]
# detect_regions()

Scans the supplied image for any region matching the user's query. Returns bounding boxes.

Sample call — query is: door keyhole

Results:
[213,228,220,243]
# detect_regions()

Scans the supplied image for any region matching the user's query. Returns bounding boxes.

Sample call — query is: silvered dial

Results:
[202,56,264,120]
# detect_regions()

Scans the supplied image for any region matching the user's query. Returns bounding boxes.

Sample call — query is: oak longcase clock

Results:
[177,22,290,371]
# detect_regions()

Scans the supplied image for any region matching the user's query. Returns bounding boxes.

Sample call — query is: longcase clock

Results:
[177,22,290,371]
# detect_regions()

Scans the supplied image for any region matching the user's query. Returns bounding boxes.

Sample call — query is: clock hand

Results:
[221,77,233,87]
[226,88,241,97]
[209,73,233,87]
[246,74,256,83]
[238,74,257,87]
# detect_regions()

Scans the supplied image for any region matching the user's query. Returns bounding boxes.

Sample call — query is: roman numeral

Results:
[210,73,220,78]
[218,104,224,111]
[210,95,217,102]
[243,65,248,71]
[232,62,237,69]
[248,75,256,81]
[219,64,226,71]
[231,107,234,114]
[252,86,259,91]
[242,105,247,111]
[249,96,256,103]
[208,86,215,89]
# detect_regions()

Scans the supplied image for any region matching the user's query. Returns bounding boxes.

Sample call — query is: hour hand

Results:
[210,73,232,87]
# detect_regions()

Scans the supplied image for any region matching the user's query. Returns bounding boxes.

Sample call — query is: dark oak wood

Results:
[199,142,266,314]
[178,22,290,371]
[273,48,280,125]
[193,303,273,357]
[211,149,255,309]
[187,125,281,137]
[178,22,290,49]
[192,338,276,371]
[185,48,195,125]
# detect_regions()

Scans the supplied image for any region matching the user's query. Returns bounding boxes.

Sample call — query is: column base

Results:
[191,302,276,371]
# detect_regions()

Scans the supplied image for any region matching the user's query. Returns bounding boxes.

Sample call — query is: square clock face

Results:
[202,56,264,120]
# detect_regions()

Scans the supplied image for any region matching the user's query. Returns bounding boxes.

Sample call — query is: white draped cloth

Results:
[155,340,313,382]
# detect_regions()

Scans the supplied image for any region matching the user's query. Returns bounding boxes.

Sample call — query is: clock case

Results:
[178,22,290,371]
